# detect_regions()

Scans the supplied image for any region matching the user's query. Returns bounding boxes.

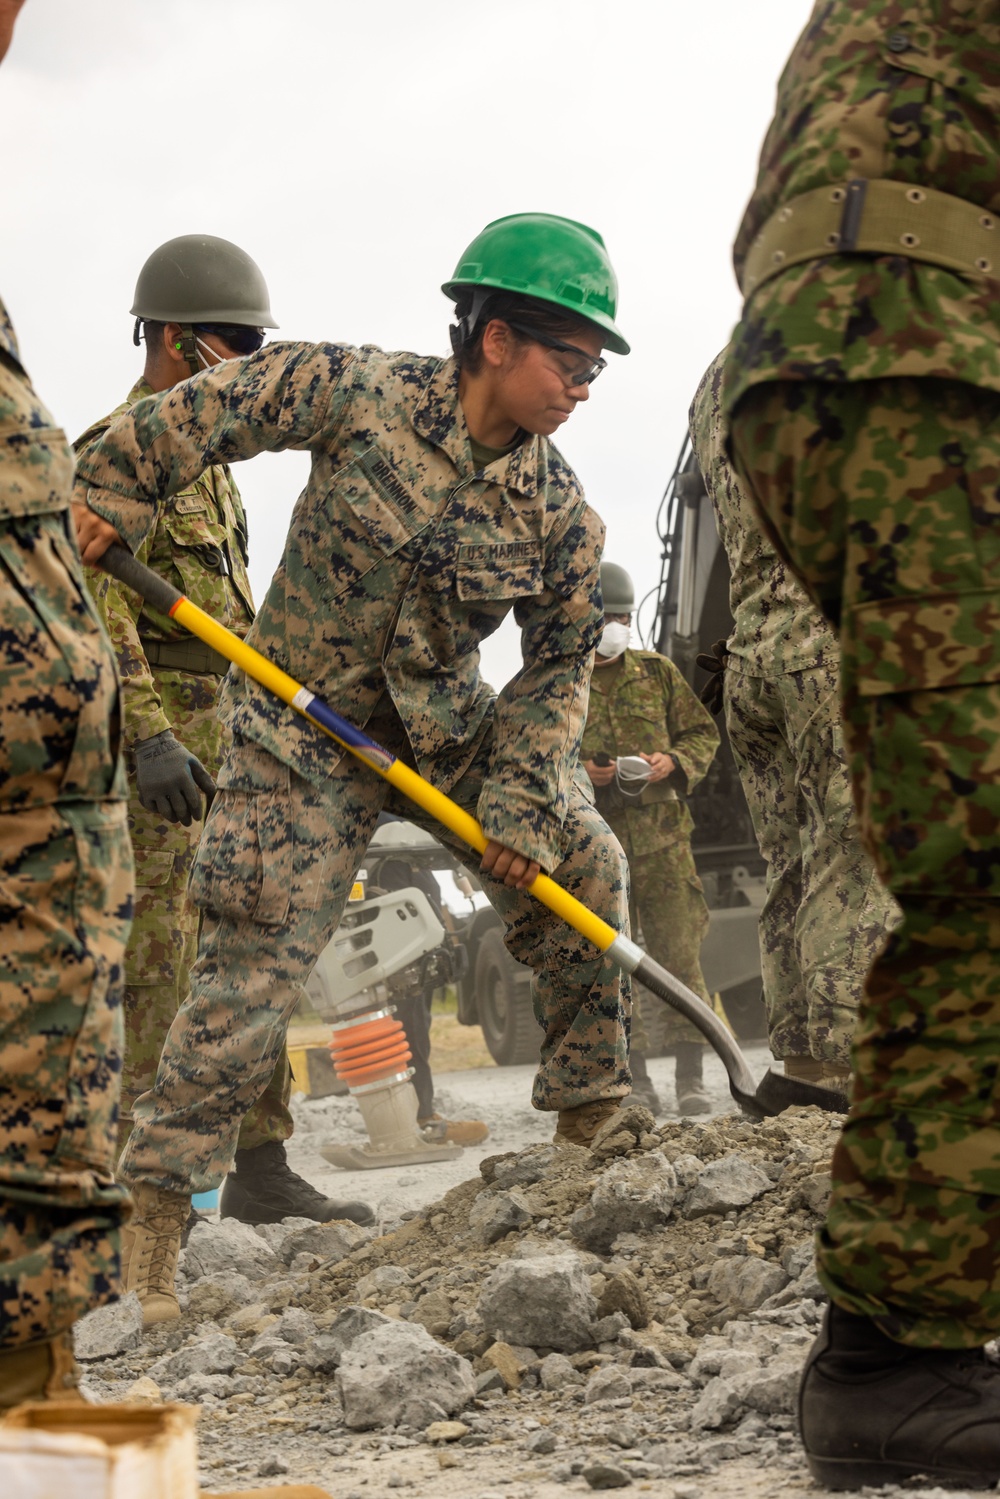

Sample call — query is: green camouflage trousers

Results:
[0,514,133,1347]
[119,700,632,1194]
[123,670,289,1153]
[612,826,712,1054]
[724,661,898,1066]
[730,376,1000,1348]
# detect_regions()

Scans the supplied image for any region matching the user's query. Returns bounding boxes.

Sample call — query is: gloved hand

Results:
[133,728,216,827]
[695,637,731,716]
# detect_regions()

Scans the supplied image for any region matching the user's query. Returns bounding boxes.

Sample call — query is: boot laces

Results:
[135,1202,186,1291]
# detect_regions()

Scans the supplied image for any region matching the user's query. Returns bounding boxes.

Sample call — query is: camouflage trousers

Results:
[0,514,133,1348]
[730,375,1000,1347]
[123,671,290,1155]
[610,825,712,1054]
[119,699,632,1194]
[724,661,898,1066]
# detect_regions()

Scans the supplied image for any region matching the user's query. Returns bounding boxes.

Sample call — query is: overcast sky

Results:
[3,0,808,690]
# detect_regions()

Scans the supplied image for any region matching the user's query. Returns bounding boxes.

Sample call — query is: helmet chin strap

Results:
[178,322,199,375]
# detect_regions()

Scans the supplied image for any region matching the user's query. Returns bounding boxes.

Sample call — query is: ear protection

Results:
[175,341,183,350]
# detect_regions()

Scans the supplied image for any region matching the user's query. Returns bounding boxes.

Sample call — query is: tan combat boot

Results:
[120,1182,189,1326]
[553,1098,621,1148]
[419,1112,490,1147]
[784,1056,852,1095]
[0,1330,82,1410]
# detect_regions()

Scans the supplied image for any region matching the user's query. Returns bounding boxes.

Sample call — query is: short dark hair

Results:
[451,290,597,373]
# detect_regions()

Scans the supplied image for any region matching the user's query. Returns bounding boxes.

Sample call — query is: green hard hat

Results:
[442,212,629,356]
[600,562,635,612]
[130,234,278,327]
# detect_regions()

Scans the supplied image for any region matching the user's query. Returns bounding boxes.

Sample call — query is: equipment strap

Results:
[139,635,231,677]
[742,177,1000,298]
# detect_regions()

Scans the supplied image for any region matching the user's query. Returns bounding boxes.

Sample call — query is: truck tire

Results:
[475,927,540,1067]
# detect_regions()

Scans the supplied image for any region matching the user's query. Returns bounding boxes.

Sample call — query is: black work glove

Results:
[695,638,731,717]
[133,728,216,827]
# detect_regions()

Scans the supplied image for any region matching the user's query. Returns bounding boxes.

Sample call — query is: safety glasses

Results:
[193,323,266,356]
[505,321,607,387]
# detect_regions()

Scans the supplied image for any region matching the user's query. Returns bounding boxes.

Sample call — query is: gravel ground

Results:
[72,1047,987,1499]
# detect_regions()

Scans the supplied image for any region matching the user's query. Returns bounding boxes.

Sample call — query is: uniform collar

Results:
[411,355,542,498]
[128,375,155,404]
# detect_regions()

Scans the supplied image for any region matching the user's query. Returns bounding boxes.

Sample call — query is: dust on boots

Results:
[220,1141,374,1227]
[553,1098,621,1148]
[800,1302,1000,1490]
[120,1182,188,1327]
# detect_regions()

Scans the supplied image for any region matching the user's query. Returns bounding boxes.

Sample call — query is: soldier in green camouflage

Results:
[77,239,371,1312]
[580,562,720,1115]
[724,0,1000,1485]
[690,351,899,1093]
[73,212,633,1321]
[0,0,133,1406]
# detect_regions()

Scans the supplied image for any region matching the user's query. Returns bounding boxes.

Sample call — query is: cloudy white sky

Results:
[3,0,808,689]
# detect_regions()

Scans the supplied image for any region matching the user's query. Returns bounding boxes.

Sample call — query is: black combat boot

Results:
[800,1302,1000,1489]
[220,1140,374,1226]
[674,1041,712,1115]
[627,1050,662,1114]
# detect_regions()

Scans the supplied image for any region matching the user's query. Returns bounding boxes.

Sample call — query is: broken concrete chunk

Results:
[539,1352,584,1390]
[410,1288,453,1338]
[596,1269,650,1330]
[683,1154,774,1218]
[569,1154,676,1251]
[73,1292,144,1361]
[148,1330,239,1385]
[184,1218,278,1279]
[469,1188,533,1245]
[478,1251,597,1352]
[337,1319,475,1430]
[706,1256,789,1313]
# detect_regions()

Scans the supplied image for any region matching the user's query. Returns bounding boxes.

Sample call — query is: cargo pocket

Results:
[850,591,1000,697]
[189,774,293,927]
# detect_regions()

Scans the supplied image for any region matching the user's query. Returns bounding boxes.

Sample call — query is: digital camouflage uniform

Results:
[74,343,631,1193]
[691,351,898,1068]
[725,0,1000,1346]
[580,649,718,1051]
[0,298,133,1347]
[78,379,289,1153]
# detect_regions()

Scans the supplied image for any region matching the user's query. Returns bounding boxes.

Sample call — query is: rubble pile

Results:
[78,1104,846,1495]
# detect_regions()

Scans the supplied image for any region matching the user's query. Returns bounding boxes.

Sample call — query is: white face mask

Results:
[596,621,631,658]
[196,336,230,370]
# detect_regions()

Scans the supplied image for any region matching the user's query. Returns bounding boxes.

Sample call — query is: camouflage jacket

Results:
[727,0,1000,412]
[0,296,125,809]
[76,378,254,748]
[579,649,719,857]
[691,351,835,677]
[72,344,605,871]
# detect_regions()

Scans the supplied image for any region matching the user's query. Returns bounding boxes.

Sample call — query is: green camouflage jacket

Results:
[727,0,1000,412]
[77,378,254,747]
[580,649,719,858]
[691,350,835,677]
[72,344,605,871]
[0,296,125,809]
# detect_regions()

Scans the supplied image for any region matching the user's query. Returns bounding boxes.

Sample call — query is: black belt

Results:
[139,636,231,677]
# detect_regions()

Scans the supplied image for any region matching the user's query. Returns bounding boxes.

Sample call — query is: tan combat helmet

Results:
[130,233,278,370]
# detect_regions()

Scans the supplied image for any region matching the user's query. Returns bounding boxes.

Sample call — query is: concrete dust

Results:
[74,1047,984,1498]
